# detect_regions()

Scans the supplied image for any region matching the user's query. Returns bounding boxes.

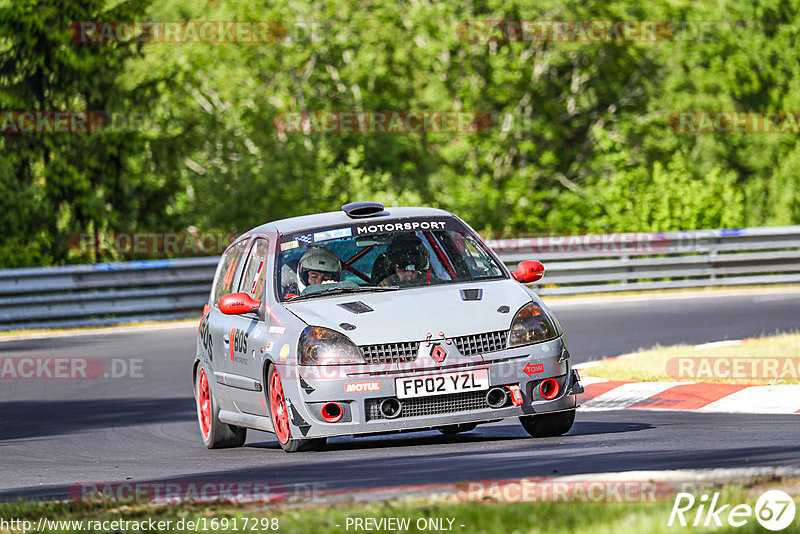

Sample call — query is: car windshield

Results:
[277,218,506,301]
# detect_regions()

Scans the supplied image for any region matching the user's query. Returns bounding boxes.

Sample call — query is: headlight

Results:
[298,326,365,365]
[508,302,560,347]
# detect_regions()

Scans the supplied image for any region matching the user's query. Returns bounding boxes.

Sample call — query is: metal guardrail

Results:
[488,225,800,295]
[0,258,218,330]
[1,226,799,330]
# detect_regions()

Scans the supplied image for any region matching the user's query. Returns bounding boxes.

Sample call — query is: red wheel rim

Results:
[269,369,291,444]
[198,369,211,438]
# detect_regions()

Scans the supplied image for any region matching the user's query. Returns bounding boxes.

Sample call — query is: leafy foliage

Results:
[2,0,799,266]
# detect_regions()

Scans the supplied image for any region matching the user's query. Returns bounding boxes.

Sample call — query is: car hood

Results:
[283,279,533,345]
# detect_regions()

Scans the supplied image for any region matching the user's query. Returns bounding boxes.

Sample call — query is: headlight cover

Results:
[508,302,560,348]
[299,326,365,365]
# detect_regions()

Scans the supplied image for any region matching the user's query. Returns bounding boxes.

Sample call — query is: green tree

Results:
[0,0,185,266]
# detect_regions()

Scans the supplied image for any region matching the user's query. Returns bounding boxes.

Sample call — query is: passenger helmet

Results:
[386,235,430,272]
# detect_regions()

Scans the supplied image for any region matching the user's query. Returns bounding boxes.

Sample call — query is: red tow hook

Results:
[505,385,524,407]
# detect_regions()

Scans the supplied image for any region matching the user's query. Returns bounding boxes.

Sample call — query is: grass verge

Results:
[540,282,800,302]
[579,332,800,385]
[0,481,797,534]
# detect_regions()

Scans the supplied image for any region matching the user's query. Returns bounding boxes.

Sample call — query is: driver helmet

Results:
[297,247,341,292]
[386,234,430,273]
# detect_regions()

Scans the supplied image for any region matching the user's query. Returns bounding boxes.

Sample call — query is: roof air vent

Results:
[342,201,386,219]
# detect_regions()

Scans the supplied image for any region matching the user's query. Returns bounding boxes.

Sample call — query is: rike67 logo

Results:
[668,490,796,531]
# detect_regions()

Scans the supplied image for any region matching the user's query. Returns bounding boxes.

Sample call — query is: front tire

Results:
[196,368,247,448]
[519,409,575,438]
[267,365,327,452]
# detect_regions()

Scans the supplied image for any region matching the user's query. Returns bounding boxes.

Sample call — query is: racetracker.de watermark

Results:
[668,111,800,134]
[481,230,718,256]
[486,232,668,255]
[666,357,800,381]
[69,19,768,45]
[0,357,145,380]
[70,481,324,504]
[273,111,491,134]
[457,20,674,43]
[457,20,768,43]
[70,21,286,43]
[271,109,800,137]
[460,479,677,503]
[1,111,151,134]
[67,232,242,257]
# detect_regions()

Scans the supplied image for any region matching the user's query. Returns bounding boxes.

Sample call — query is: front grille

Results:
[365,390,511,420]
[360,341,419,364]
[452,330,508,356]
[359,330,509,364]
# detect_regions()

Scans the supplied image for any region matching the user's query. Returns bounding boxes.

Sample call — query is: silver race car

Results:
[194,202,582,452]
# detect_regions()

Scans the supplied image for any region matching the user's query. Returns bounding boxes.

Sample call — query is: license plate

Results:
[395,369,489,399]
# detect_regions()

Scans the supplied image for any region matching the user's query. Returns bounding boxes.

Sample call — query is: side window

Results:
[213,240,249,306]
[462,234,504,278]
[239,238,269,301]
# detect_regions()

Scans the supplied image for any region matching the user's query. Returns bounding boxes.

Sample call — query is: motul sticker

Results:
[344,381,381,393]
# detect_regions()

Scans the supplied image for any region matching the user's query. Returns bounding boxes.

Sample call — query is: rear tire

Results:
[196,368,247,449]
[267,365,327,452]
[519,409,575,438]
[437,423,478,435]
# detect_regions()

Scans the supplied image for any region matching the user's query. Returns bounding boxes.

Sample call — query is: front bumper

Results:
[279,336,583,439]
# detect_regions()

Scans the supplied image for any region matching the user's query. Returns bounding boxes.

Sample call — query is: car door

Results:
[208,239,250,410]
[225,237,270,416]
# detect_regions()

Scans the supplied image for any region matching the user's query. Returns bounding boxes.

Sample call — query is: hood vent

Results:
[460,288,483,301]
[338,301,374,314]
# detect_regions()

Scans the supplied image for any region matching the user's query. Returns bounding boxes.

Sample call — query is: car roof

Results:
[248,206,457,236]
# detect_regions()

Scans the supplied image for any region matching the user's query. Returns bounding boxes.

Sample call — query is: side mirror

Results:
[219,293,261,315]
[512,260,545,283]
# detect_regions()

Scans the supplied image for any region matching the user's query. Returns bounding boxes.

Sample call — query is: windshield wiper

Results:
[287,285,400,302]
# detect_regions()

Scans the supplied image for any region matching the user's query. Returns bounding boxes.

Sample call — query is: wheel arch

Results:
[262,357,278,419]
[192,359,201,388]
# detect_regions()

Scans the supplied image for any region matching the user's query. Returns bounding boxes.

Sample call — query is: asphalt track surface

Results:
[1,289,798,501]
